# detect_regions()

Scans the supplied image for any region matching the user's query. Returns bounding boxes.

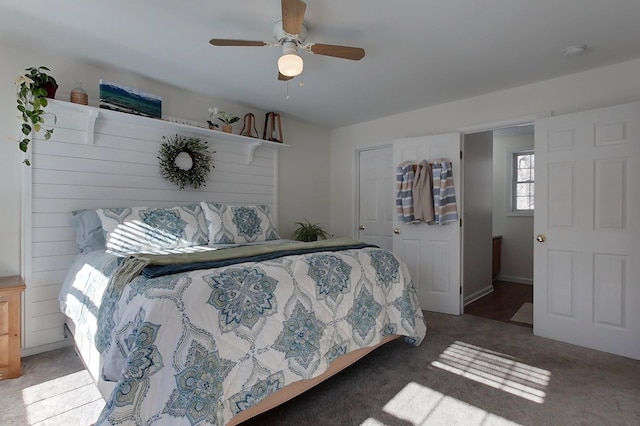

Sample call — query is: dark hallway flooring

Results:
[464,280,533,328]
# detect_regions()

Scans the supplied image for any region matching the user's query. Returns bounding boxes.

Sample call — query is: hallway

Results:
[464,281,533,328]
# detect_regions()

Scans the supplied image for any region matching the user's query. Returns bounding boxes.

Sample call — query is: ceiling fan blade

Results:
[210,39,268,47]
[278,72,294,81]
[307,43,365,60]
[282,0,306,35]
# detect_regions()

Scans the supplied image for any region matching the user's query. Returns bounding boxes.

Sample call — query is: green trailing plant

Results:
[292,219,331,242]
[158,134,214,189]
[15,66,58,166]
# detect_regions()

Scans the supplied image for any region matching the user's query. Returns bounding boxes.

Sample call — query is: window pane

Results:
[516,197,529,210]
[518,169,530,181]
[517,196,534,211]
[517,183,529,196]
[518,155,530,168]
[512,152,535,212]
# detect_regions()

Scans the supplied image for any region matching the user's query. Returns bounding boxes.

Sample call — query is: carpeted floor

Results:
[1,312,638,425]
[0,344,103,425]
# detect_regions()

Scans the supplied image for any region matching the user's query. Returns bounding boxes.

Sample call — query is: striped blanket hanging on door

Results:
[395,161,417,223]
[431,161,459,225]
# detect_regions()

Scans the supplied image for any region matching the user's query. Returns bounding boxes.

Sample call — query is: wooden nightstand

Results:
[0,275,26,380]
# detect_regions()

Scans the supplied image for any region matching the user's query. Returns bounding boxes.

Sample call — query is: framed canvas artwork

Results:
[99,79,162,119]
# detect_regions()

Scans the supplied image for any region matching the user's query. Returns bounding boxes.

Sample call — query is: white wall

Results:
[492,127,534,284]
[278,118,331,239]
[330,58,640,239]
[0,42,330,277]
[463,131,494,302]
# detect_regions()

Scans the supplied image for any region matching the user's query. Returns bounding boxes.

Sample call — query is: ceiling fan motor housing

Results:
[282,41,298,55]
[273,18,307,44]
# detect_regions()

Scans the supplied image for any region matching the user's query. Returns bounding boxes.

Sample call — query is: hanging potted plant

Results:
[15,66,58,166]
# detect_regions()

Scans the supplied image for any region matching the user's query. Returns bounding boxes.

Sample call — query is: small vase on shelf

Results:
[207,121,218,131]
[222,125,233,133]
[70,82,88,105]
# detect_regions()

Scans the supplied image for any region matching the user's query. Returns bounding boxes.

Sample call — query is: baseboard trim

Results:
[22,339,72,357]
[464,285,494,306]
[495,274,533,285]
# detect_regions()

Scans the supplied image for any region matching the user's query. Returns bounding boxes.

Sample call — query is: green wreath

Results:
[158,134,214,189]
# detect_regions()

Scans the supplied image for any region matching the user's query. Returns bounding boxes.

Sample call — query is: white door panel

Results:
[393,133,462,314]
[358,147,393,251]
[534,101,640,360]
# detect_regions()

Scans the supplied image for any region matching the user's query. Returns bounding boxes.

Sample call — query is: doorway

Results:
[463,125,535,327]
[357,130,531,318]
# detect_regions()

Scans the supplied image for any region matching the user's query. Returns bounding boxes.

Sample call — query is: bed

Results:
[59,202,427,425]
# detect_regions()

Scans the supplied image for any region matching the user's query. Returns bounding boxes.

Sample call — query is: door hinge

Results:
[460,150,463,159]
[459,286,462,295]
[460,218,462,227]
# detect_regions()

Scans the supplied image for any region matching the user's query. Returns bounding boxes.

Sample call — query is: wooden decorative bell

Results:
[240,113,259,138]
[262,112,283,143]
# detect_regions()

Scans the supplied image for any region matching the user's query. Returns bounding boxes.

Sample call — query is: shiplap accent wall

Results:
[21,100,286,353]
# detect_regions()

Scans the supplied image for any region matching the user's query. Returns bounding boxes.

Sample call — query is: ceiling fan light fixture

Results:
[278,52,304,77]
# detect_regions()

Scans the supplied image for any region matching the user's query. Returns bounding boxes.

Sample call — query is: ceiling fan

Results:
[210,0,365,81]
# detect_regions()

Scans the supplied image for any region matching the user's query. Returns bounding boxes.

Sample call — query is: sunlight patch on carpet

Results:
[360,418,386,425]
[22,370,103,425]
[376,382,521,425]
[431,341,549,403]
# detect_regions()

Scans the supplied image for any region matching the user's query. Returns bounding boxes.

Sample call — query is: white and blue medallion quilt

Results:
[65,239,427,425]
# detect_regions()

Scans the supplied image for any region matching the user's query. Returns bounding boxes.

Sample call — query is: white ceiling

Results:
[2,0,640,129]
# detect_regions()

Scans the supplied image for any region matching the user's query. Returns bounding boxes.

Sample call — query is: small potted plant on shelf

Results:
[15,66,58,165]
[208,107,239,133]
[292,219,331,242]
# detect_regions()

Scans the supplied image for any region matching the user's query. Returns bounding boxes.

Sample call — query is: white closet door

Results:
[358,146,393,251]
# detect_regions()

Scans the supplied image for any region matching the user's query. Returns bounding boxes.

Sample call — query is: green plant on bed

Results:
[292,219,331,242]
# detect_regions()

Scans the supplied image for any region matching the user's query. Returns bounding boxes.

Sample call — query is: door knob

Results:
[359,225,365,230]
[393,228,401,234]
[536,234,546,243]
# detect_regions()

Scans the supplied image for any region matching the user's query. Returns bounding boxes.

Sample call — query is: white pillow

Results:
[201,202,280,244]
[97,204,208,253]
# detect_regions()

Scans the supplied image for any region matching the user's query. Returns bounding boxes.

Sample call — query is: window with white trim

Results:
[511,150,534,214]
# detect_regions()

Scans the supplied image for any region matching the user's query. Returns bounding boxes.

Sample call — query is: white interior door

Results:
[393,133,462,314]
[534,101,640,360]
[358,146,393,251]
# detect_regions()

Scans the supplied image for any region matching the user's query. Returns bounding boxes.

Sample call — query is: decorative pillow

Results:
[201,202,280,244]
[96,204,208,253]
[69,209,106,253]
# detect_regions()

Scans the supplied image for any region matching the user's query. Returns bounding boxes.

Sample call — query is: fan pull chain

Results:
[285,72,304,99]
